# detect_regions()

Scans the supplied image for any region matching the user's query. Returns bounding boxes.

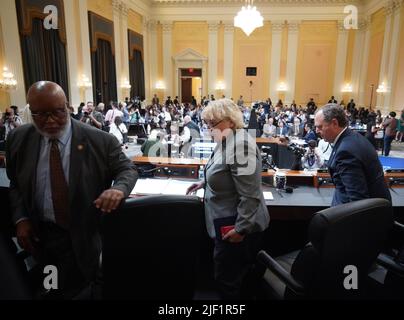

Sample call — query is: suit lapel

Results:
[26,130,41,212]
[69,120,86,206]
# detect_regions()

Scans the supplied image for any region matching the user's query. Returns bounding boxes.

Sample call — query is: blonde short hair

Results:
[201,98,244,129]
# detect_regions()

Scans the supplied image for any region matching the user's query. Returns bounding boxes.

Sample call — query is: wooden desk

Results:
[256,137,288,145]
[133,156,208,166]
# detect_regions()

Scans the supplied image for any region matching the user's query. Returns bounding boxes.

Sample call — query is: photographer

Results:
[80,102,104,130]
[302,140,324,170]
[1,107,22,140]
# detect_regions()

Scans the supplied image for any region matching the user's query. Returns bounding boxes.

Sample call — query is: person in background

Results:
[1,106,22,140]
[395,109,404,142]
[382,111,398,156]
[317,138,332,165]
[109,116,128,145]
[261,117,276,138]
[80,102,103,130]
[302,140,324,170]
[21,104,33,124]
[186,98,269,299]
[303,123,317,143]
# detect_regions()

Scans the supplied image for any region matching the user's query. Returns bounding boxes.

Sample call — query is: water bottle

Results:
[198,165,205,180]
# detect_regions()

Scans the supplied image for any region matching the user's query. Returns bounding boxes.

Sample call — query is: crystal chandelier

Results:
[234,0,264,36]
[0,67,17,91]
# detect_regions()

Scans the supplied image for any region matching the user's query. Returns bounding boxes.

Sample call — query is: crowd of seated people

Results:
[1,94,403,158]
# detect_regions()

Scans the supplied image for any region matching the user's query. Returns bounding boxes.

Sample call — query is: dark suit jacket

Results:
[327,128,391,206]
[6,119,138,279]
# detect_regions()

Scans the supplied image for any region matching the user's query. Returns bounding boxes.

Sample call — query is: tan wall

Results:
[295,21,338,106]
[232,22,271,102]
[365,9,385,108]
[128,9,143,34]
[393,6,404,111]
[87,0,113,20]
[0,15,10,111]
[172,22,208,57]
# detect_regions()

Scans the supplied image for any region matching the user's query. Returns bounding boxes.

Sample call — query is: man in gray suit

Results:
[6,81,137,298]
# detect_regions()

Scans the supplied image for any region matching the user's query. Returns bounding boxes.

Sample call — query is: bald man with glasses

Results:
[6,81,137,299]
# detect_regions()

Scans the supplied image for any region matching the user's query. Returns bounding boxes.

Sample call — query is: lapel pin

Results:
[77,144,84,151]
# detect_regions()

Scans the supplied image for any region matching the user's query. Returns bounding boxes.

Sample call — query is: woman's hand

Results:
[222,229,245,243]
[186,181,204,195]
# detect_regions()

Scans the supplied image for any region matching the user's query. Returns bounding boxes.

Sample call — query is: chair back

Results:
[290,198,393,298]
[102,195,205,299]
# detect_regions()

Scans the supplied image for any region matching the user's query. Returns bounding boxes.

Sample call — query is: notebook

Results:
[131,178,204,198]
[213,215,237,241]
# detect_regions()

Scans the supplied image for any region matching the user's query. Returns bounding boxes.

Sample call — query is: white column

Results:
[64,0,81,106]
[358,18,371,106]
[285,21,300,105]
[269,22,283,103]
[149,20,158,98]
[384,1,402,110]
[376,1,394,111]
[350,19,366,103]
[120,4,130,100]
[143,19,151,103]
[333,21,349,102]
[223,23,234,99]
[78,0,93,103]
[0,0,26,107]
[112,0,123,102]
[208,21,219,95]
[162,22,173,99]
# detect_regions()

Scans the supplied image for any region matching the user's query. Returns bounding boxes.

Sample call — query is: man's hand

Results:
[222,229,245,243]
[186,181,204,195]
[16,220,39,255]
[94,189,125,213]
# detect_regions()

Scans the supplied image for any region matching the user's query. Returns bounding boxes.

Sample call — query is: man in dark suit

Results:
[328,96,338,104]
[314,104,391,207]
[6,81,137,298]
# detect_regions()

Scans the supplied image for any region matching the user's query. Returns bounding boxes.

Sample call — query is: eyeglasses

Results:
[205,119,225,129]
[30,108,67,121]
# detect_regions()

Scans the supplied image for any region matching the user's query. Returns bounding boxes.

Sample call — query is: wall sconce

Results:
[78,74,92,89]
[216,81,225,90]
[0,67,17,91]
[341,83,353,93]
[376,82,388,94]
[155,80,165,90]
[121,79,131,90]
[276,82,287,92]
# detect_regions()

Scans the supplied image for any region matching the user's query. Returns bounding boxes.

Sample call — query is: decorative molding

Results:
[337,20,348,32]
[161,21,173,32]
[148,19,158,32]
[223,23,234,32]
[385,0,395,16]
[173,48,208,62]
[208,21,219,32]
[361,16,371,30]
[271,21,284,32]
[287,20,300,33]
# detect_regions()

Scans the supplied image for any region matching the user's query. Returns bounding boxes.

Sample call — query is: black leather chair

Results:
[0,187,32,299]
[101,195,206,299]
[368,220,404,299]
[257,198,393,299]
